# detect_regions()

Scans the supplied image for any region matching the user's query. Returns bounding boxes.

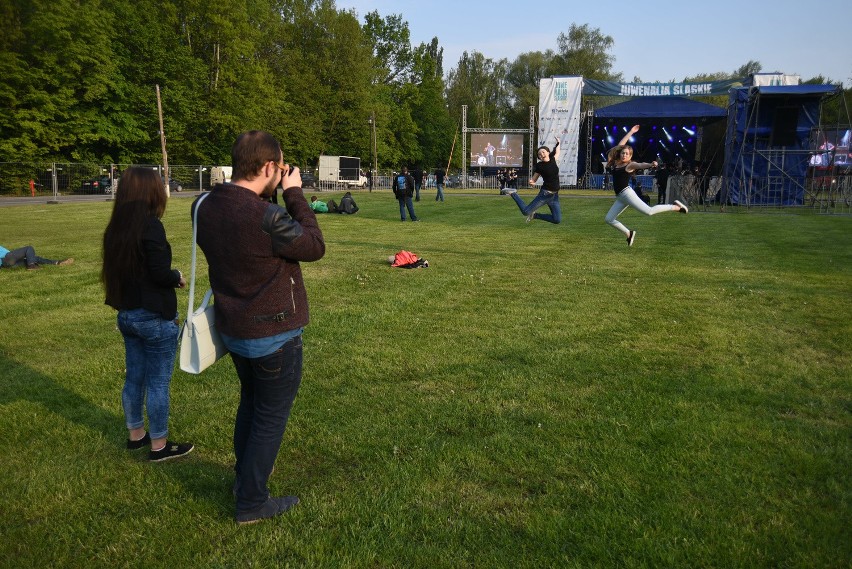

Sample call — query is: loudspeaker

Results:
[771,106,799,146]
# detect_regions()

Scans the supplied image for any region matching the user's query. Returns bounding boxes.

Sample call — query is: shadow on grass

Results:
[0,354,236,520]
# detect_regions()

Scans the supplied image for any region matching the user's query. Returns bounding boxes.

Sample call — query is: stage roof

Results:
[595,96,727,119]
[744,84,842,97]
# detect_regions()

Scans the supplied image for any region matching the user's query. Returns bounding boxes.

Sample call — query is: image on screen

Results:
[809,128,852,168]
[470,134,524,167]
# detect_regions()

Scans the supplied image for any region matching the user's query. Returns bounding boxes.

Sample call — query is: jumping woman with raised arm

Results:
[605,124,688,246]
[504,137,562,224]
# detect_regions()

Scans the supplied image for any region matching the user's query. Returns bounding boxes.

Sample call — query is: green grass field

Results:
[1,190,850,568]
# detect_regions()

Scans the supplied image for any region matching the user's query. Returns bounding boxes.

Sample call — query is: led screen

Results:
[470,134,524,167]
[809,129,852,168]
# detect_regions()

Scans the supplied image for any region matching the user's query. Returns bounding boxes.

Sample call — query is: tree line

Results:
[2,0,848,171]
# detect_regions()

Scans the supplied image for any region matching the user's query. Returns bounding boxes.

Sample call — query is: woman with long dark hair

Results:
[504,137,562,224]
[102,167,193,461]
[605,125,688,246]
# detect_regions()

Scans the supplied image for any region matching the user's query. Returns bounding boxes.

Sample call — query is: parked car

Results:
[162,176,182,192]
[300,170,317,188]
[80,176,114,194]
[446,174,484,188]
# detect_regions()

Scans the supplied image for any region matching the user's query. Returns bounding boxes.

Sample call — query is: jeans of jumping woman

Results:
[510,188,561,224]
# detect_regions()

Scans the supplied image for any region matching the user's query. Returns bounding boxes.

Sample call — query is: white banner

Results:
[750,73,801,86]
[538,76,583,186]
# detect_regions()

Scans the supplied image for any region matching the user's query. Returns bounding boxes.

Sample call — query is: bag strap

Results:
[186,192,212,335]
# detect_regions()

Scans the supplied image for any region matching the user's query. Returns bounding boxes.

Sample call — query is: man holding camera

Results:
[193,130,325,525]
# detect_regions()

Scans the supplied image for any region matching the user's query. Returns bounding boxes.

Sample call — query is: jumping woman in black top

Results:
[504,137,562,224]
[605,125,688,246]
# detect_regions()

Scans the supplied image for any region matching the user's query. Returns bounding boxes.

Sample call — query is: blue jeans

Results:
[511,188,561,224]
[398,197,418,221]
[1,246,57,267]
[414,183,422,201]
[231,335,303,513]
[117,308,179,440]
[435,183,444,201]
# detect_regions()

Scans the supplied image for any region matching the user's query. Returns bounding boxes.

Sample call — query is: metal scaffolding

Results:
[461,105,535,188]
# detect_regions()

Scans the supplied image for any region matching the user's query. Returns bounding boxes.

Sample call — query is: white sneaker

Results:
[674,200,689,214]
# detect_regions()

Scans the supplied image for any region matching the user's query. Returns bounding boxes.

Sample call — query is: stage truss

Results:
[461,105,535,187]
[723,86,851,213]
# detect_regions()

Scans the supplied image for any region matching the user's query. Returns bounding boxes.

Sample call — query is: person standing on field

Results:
[412,166,424,201]
[193,130,325,525]
[435,168,445,202]
[101,167,193,462]
[392,167,419,222]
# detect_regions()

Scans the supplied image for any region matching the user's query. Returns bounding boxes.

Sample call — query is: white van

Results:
[210,166,232,187]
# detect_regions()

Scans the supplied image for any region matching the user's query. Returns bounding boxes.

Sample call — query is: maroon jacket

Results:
[193,183,325,339]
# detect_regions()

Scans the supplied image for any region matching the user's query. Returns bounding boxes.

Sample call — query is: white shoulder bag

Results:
[179,192,228,373]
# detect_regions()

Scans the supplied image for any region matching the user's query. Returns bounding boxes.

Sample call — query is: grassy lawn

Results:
[1,189,849,568]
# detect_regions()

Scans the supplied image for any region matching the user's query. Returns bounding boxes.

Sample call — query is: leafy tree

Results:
[409,39,454,170]
[503,50,556,129]
[0,0,121,161]
[362,10,452,169]
[551,24,621,81]
[273,2,375,166]
[363,11,413,85]
[734,60,762,78]
[107,0,213,164]
[446,51,509,130]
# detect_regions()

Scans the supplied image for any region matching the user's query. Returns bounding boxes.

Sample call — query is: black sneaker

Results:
[149,441,194,462]
[127,432,151,450]
[236,495,299,525]
[627,230,636,247]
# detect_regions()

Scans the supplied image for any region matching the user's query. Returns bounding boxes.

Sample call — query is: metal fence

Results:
[3,162,849,213]
[664,173,852,214]
[0,162,217,198]
[0,162,541,196]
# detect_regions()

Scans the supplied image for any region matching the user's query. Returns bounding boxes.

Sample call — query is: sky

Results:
[338,0,851,87]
